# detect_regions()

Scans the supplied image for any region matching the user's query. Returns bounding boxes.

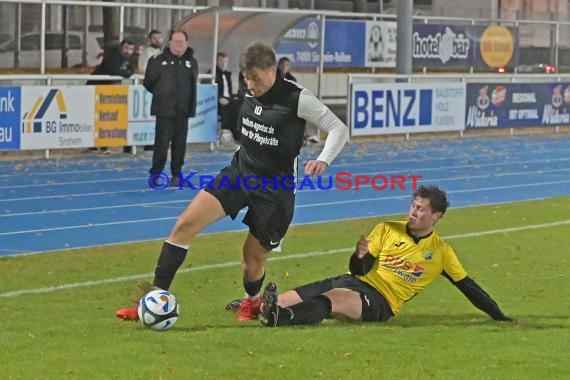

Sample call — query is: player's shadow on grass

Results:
[388,314,569,330]
[172,323,268,332]
[168,314,569,332]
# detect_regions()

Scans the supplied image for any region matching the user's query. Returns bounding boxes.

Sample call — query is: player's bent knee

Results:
[325,289,363,321]
[173,215,198,234]
[240,258,266,278]
[169,215,205,242]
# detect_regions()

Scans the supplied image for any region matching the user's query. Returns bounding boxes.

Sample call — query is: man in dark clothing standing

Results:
[277,57,297,82]
[216,52,240,141]
[144,30,198,187]
[216,52,233,101]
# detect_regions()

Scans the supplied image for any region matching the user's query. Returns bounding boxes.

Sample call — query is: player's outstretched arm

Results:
[442,271,515,322]
[297,88,349,171]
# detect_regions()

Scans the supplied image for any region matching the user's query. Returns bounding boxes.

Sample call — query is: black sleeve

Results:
[216,68,223,99]
[227,71,233,96]
[122,60,135,78]
[349,252,376,276]
[237,72,247,101]
[442,271,514,322]
[143,57,159,93]
[189,57,198,117]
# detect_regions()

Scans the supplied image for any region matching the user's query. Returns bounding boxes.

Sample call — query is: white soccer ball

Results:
[137,290,179,331]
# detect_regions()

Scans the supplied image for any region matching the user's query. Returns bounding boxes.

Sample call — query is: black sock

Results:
[153,241,188,290]
[277,295,332,326]
[243,272,265,297]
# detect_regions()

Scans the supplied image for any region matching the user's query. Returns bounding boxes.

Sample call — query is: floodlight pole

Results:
[212,9,220,85]
[317,14,326,100]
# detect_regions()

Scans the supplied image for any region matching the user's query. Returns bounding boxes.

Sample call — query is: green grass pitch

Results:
[1,197,569,379]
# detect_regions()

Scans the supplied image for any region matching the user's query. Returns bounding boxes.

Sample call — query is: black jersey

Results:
[236,76,305,178]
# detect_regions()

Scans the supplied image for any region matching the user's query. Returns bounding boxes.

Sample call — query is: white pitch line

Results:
[1,219,568,298]
[443,220,570,238]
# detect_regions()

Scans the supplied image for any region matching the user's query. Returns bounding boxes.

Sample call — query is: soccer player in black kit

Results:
[116,42,349,322]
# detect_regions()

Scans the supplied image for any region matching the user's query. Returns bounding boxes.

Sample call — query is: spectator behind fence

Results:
[138,30,164,151]
[215,52,240,142]
[138,30,163,75]
[87,39,136,85]
[277,57,297,82]
[86,39,136,154]
[144,30,198,188]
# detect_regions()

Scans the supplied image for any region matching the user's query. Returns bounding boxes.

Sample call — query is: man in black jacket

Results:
[86,39,135,85]
[144,30,198,187]
[215,52,240,141]
[258,185,514,327]
[277,57,297,82]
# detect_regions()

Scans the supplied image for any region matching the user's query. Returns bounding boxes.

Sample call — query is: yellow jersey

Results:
[358,221,468,314]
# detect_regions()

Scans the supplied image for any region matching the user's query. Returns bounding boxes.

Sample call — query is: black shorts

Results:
[204,164,295,251]
[294,274,394,322]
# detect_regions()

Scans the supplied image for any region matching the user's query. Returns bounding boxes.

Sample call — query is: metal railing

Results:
[0,73,213,85]
[1,0,570,70]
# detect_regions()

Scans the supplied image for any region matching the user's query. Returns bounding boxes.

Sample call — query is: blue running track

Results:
[0,134,569,256]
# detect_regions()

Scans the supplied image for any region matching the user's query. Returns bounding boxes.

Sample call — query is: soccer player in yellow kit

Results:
[259,185,513,327]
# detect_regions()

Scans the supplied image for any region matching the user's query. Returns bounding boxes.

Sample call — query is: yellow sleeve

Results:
[366,223,386,257]
[442,244,468,282]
